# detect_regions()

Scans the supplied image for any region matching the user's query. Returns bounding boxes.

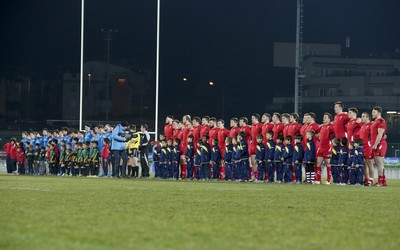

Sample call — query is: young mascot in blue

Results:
[330,138,341,184]
[265,131,275,183]
[274,135,285,183]
[281,136,294,183]
[200,135,211,180]
[339,137,349,185]
[185,135,195,180]
[238,132,250,182]
[211,138,221,180]
[255,135,265,182]
[304,131,316,184]
[224,137,233,181]
[172,138,181,180]
[292,134,304,183]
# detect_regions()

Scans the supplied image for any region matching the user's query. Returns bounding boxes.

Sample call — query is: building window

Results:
[349,88,358,96]
[373,88,383,96]
[321,68,329,77]
[393,88,400,95]
[327,88,337,96]
[319,88,326,97]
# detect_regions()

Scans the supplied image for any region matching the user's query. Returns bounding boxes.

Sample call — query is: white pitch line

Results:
[0,187,52,192]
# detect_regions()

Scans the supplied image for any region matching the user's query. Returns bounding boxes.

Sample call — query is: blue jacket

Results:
[21,138,29,151]
[96,133,103,151]
[211,145,221,163]
[255,142,265,161]
[282,144,294,165]
[185,142,194,160]
[224,144,233,163]
[338,145,349,166]
[167,145,173,163]
[330,145,341,165]
[304,140,316,163]
[85,130,93,143]
[200,142,211,164]
[292,142,304,164]
[40,136,48,147]
[233,145,240,162]
[354,146,364,166]
[274,142,284,162]
[194,148,202,166]
[111,124,126,150]
[153,145,161,162]
[160,146,168,163]
[348,148,356,167]
[265,139,275,161]
[172,145,181,163]
[239,139,249,160]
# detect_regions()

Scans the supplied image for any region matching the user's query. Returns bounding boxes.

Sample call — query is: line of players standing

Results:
[155,102,387,186]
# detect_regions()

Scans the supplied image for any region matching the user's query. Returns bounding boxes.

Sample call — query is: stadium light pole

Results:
[79,0,85,131]
[155,0,160,139]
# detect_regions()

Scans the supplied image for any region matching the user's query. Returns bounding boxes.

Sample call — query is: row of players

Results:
[154,131,366,185]
[160,103,387,186]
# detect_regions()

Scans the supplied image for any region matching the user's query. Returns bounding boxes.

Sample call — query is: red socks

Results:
[292,165,296,182]
[315,166,322,182]
[327,166,332,183]
[383,175,387,186]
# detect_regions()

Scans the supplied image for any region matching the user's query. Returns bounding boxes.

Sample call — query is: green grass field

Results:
[1,174,399,250]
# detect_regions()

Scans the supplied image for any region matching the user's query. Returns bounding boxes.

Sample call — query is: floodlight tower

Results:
[294,0,305,114]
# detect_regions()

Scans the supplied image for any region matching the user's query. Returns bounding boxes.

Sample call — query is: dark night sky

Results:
[1,0,400,119]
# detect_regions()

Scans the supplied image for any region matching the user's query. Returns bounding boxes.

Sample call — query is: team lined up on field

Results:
[156,103,387,186]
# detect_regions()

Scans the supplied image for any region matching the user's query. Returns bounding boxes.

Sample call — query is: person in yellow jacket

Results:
[126,124,141,177]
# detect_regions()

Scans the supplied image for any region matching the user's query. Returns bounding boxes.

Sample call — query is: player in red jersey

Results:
[192,117,202,146]
[272,113,284,143]
[261,113,274,144]
[333,101,349,139]
[192,116,202,178]
[288,113,302,181]
[217,119,229,179]
[345,107,361,142]
[300,114,309,150]
[288,113,302,143]
[239,117,251,142]
[181,115,191,151]
[229,118,240,138]
[250,113,262,180]
[217,119,229,156]
[306,112,320,144]
[371,106,387,186]
[180,115,192,179]
[164,115,174,140]
[315,113,335,184]
[200,116,210,138]
[172,119,180,139]
[239,117,251,180]
[281,113,291,138]
[359,112,373,186]
[208,117,220,145]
